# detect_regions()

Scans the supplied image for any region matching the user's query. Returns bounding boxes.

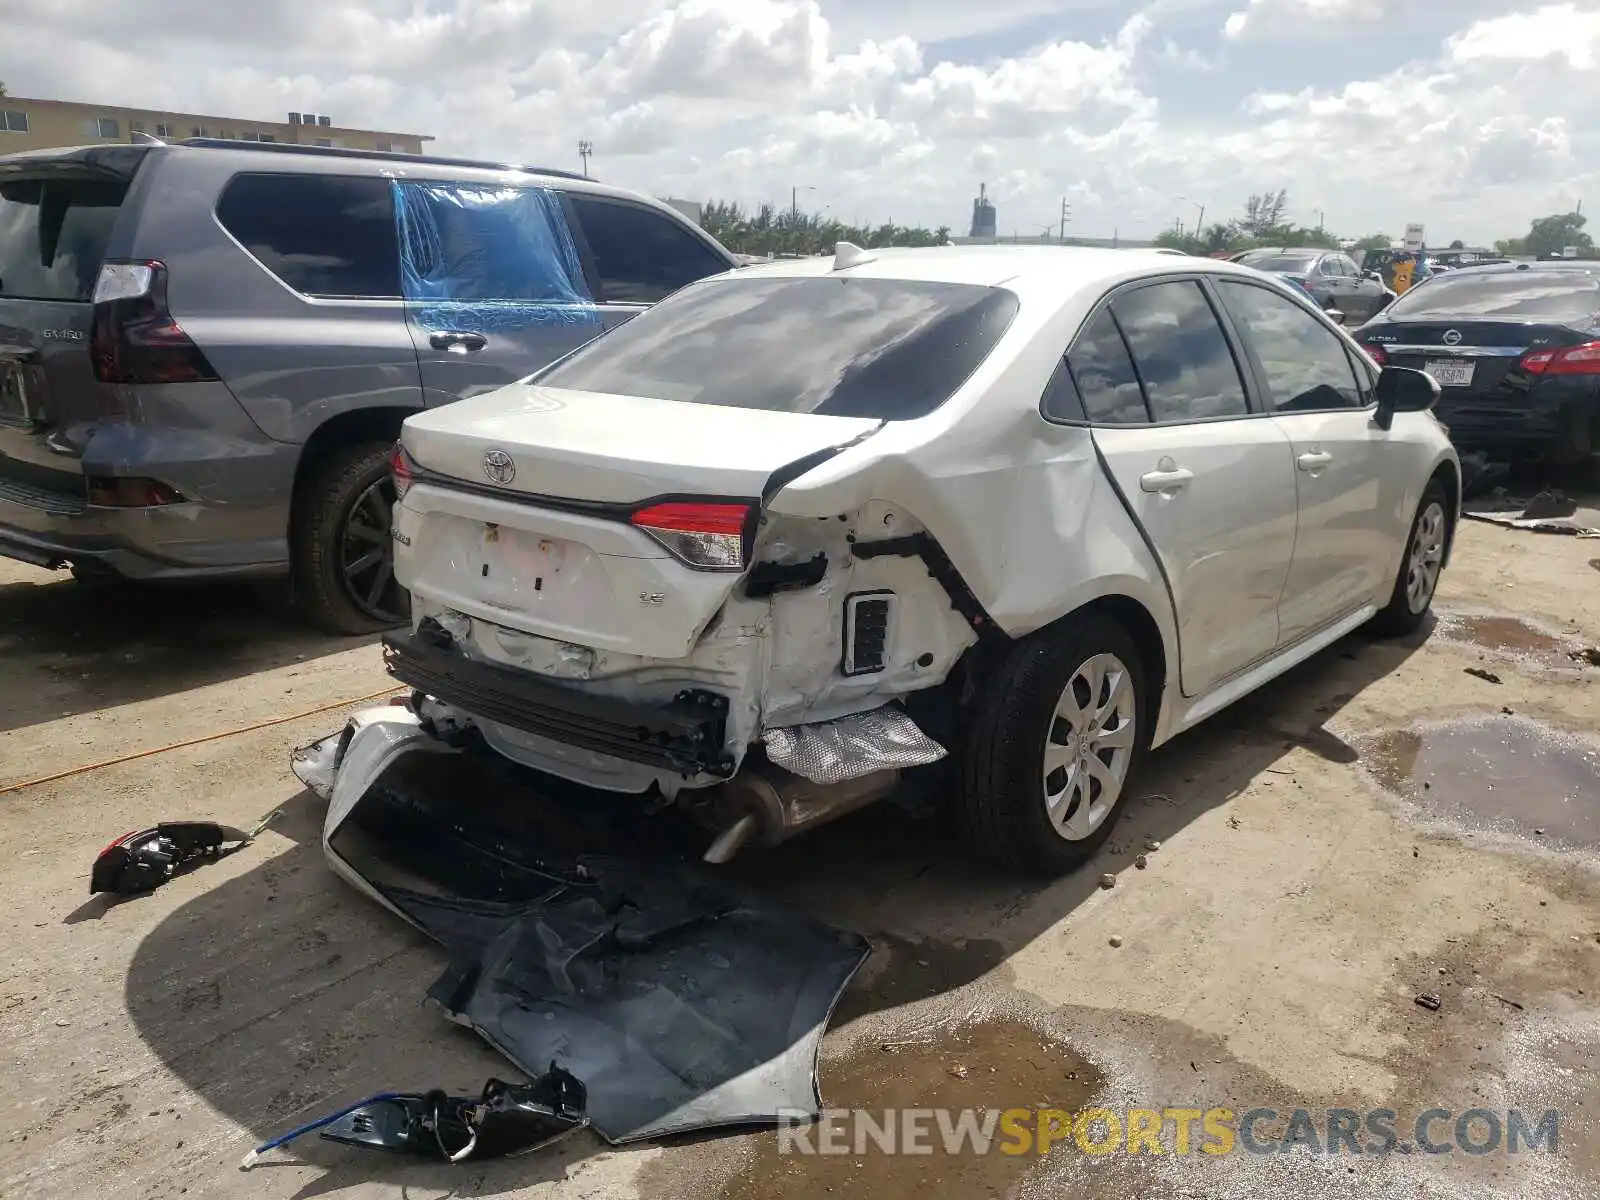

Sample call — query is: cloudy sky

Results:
[2,0,1595,244]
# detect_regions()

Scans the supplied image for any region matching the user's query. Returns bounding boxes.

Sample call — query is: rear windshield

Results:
[0,177,127,301]
[1387,270,1600,321]
[1243,253,1319,272]
[535,275,1020,420]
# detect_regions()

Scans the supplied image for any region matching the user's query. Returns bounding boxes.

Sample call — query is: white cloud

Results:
[1223,0,1388,41]
[0,0,1595,245]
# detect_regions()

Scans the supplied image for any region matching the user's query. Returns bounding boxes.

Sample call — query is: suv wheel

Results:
[293,441,410,635]
[956,613,1148,875]
[1370,479,1449,638]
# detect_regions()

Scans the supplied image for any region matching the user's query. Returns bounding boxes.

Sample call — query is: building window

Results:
[191,126,207,137]
[258,133,276,143]
[239,131,258,141]
[375,141,394,152]
[2,111,27,134]
[314,138,333,147]
[96,117,120,138]
[130,120,146,133]
[155,123,172,138]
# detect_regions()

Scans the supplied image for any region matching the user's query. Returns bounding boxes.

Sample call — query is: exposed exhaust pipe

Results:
[699,763,901,863]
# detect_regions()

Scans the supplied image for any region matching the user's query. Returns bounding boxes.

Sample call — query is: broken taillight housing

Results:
[91,260,220,385]
[1521,341,1600,376]
[391,442,416,500]
[630,501,751,570]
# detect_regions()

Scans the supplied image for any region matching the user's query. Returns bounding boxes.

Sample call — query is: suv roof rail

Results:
[175,138,591,180]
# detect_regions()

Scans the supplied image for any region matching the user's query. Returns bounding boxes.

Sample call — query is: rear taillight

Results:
[391,443,415,500]
[90,260,220,385]
[630,501,751,570]
[1521,341,1600,375]
[1362,344,1388,366]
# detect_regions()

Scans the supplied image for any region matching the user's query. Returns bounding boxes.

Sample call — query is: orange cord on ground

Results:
[0,685,406,796]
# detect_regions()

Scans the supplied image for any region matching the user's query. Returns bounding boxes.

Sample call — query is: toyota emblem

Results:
[1442,329,1462,346]
[482,449,516,485]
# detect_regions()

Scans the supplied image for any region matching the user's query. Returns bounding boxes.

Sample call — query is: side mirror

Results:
[1373,365,1440,430]
[1324,308,1345,325]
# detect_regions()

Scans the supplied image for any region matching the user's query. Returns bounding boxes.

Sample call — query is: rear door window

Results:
[564,194,729,304]
[1110,281,1250,422]
[216,174,401,298]
[1216,279,1364,411]
[1385,269,1600,321]
[1064,309,1147,424]
[536,275,1018,419]
[0,177,128,301]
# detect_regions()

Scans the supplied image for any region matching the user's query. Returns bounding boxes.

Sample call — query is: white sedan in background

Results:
[377,244,1459,876]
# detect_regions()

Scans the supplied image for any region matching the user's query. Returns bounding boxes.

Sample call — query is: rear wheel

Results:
[1371,480,1449,637]
[292,441,410,635]
[956,613,1148,875]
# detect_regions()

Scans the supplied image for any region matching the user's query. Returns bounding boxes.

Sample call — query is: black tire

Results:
[955,612,1149,876]
[1370,479,1450,638]
[291,441,410,635]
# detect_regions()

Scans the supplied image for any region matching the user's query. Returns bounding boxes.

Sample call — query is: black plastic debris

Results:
[90,816,274,896]
[1464,667,1503,685]
[1415,992,1442,1012]
[242,1068,588,1168]
[326,744,870,1144]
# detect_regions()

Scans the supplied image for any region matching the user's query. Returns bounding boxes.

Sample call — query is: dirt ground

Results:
[2,516,1597,1200]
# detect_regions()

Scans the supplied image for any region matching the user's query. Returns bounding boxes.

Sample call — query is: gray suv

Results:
[0,138,737,632]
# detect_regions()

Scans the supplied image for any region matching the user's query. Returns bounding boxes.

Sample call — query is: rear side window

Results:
[537,276,1019,420]
[216,174,400,298]
[0,177,128,301]
[565,194,729,304]
[1216,280,1364,412]
[1386,270,1600,321]
[1111,281,1249,422]
[1065,309,1147,424]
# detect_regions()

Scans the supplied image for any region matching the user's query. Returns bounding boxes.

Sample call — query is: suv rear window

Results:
[0,177,128,301]
[216,174,401,299]
[536,276,1020,420]
[1386,269,1600,321]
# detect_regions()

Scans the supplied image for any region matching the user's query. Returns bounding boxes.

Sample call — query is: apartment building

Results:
[0,95,431,155]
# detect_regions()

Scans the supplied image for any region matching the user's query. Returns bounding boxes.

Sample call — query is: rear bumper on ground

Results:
[0,485,288,580]
[382,626,736,779]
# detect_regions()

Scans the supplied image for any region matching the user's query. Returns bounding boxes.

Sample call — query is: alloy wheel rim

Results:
[1405,501,1446,614]
[1043,652,1137,841]
[339,477,407,623]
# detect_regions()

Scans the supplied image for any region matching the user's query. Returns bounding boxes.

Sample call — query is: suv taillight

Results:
[391,442,416,500]
[90,261,220,385]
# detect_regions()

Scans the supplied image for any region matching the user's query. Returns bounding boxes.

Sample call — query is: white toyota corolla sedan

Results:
[378,244,1459,876]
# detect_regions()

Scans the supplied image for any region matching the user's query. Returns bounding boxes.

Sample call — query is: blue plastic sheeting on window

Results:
[393,182,603,335]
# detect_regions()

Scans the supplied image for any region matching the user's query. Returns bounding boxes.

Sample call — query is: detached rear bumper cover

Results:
[382,628,734,778]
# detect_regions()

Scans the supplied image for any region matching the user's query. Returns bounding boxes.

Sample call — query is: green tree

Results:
[0,81,7,97]
[1154,229,1209,254]
[1349,233,1392,253]
[1448,238,1465,249]
[1518,212,1593,258]
[700,199,948,258]
[1240,189,1289,236]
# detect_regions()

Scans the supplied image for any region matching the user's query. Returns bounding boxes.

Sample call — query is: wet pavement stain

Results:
[1441,613,1568,657]
[832,933,1009,1027]
[1362,716,1600,847]
[716,1018,1104,1200]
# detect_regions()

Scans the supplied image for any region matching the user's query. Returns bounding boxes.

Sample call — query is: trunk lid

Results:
[401,383,883,504]
[395,385,882,658]
[1360,320,1589,396]
[0,150,141,495]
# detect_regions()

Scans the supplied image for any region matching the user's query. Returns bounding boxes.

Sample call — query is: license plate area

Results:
[1425,358,1475,387]
[0,361,37,429]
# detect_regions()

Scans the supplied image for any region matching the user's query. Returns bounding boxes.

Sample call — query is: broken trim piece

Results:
[851,532,1001,637]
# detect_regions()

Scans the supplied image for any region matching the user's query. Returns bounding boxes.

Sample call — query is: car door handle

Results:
[1139,467,1193,493]
[429,331,488,354]
[1297,451,1333,471]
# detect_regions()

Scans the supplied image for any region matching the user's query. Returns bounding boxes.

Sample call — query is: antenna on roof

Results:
[832,242,876,271]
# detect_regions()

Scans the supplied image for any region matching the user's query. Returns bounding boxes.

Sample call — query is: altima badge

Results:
[482,449,516,485]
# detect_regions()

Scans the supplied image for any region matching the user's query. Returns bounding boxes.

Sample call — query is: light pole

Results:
[791,184,816,218]
[1177,195,1204,238]
[577,140,592,177]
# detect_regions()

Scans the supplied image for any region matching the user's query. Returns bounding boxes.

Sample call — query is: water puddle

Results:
[717,1017,1104,1200]
[1362,716,1600,847]
[1440,613,1568,657]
